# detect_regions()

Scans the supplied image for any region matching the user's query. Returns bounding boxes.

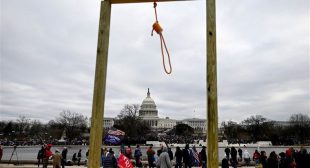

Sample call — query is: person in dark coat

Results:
[224,147,230,160]
[295,148,310,168]
[72,153,77,163]
[230,147,238,168]
[259,151,267,168]
[278,152,286,168]
[103,150,117,168]
[37,146,44,167]
[174,146,183,168]
[134,145,142,168]
[157,144,163,157]
[182,144,192,168]
[61,147,68,168]
[168,147,173,161]
[77,149,82,166]
[267,151,278,168]
[199,146,207,168]
[221,157,229,168]
[238,148,243,162]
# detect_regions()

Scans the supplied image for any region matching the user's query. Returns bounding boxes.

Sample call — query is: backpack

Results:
[134,149,142,157]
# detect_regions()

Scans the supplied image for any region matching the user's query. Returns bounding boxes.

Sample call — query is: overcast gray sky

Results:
[1,0,309,123]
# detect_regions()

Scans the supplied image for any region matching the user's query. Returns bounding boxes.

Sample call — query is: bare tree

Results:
[56,110,88,140]
[242,115,268,142]
[29,120,44,137]
[16,115,30,135]
[221,120,249,143]
[289,113,310,144]
[242,115,267,125]
[114,104,150,139]
[1,121,15,136]
[222,121,238,141]
[290,113,310,123]
[47,119,63,140]
[117,104,140,118]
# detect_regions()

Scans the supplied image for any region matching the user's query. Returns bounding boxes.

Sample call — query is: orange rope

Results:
[151,1,172,74]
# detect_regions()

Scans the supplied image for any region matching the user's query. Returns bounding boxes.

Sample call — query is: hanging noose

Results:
[151,1,172,75]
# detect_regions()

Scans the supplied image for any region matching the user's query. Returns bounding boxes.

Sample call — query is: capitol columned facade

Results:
[104,89,207,133]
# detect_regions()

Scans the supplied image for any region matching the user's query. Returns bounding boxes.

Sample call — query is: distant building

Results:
[181,118,207,132]
[273,121,293,127]
[138,88,161,128]
[102,88,207,134]
[103,117,115,129]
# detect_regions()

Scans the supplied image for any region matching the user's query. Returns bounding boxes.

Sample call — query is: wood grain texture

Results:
[206,0,218,167]
[88,1,111,168]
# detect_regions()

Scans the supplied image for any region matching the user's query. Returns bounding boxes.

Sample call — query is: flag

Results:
[108,129,125,136]
[191,147,200,166]
[104,134,121,145]
[118,153,134,168]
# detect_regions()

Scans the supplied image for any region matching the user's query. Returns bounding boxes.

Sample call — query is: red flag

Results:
[118,153,133,168]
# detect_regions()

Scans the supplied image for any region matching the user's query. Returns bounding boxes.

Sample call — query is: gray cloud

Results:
[1,0,309,123]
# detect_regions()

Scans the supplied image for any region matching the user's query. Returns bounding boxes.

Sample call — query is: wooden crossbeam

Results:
[110,0,193,4]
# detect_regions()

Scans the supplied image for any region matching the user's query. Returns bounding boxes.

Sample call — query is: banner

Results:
[118,153,133,168]
[104,134,121,144]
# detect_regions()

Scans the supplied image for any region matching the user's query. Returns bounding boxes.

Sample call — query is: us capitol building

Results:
[104,88,207,134]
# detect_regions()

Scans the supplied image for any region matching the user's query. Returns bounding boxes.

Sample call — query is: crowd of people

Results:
[31,144,310,168]
[145,144,206,168]
[0,136,201,147]
[37,144,206,168]
[36,144,53,168]
[97,144,207,168]
[157,135,204,145]
[0,138,89,147]
[222,146,310,168]
[36,145,84,168]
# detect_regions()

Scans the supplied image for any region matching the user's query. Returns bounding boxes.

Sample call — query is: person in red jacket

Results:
[146,145,155,168]
[43,144,53,168]
[253,149,260,165]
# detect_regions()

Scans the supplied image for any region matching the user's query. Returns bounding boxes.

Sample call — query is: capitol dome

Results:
[139,88,158,118]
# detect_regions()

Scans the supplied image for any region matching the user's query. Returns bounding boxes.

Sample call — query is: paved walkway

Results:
[1,165,85,168]
[0,164,256,168]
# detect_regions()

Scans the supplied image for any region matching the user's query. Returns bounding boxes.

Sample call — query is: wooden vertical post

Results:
[206,0,218,167]
[88,0,111,168]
